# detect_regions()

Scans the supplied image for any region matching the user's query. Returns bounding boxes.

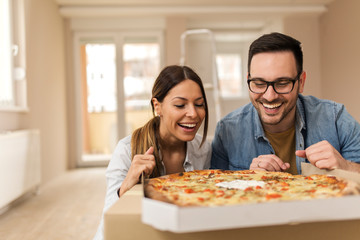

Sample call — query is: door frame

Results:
[73,30,164,167]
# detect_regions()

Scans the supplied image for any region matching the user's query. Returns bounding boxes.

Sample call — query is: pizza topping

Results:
[207,172,215,178]
[184,189,195,193]
[266,193,282,200]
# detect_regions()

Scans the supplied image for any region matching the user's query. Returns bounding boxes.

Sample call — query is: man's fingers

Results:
[265,161,281,171]
[283,163,291,169]
[295,150,306,158]
[256,155,288,172]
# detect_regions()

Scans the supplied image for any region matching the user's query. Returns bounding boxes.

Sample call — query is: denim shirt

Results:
[211,94,360,174]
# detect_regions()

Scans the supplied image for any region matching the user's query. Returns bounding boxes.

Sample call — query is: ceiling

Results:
[56,0,336,33]
[56,0,336,19]
[55,0,334,7]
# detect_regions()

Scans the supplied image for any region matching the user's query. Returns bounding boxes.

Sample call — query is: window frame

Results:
[0,0,28,112]
[73,31,164,167]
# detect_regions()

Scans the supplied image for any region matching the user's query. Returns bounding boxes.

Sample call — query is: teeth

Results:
[180,123,196,128]
[263,103,282,109]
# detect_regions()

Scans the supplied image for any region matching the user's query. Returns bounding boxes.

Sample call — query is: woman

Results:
[94,65,211,240]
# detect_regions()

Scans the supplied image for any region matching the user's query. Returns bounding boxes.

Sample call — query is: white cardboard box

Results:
[141,163,360,233]
[142,195,360,233]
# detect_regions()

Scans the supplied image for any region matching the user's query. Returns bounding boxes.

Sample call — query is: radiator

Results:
[0,129,41,210]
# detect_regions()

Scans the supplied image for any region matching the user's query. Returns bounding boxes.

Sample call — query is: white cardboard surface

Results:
[142,195,360,233]
[142,165,360,233]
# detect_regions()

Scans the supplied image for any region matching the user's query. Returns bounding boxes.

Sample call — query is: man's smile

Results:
[262,102,282,109]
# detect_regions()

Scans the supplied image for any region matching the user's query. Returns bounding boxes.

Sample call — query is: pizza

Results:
[144,169,360,207]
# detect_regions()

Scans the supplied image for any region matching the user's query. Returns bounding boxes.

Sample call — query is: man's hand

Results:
[250,154,290,172]
[119,147,156,197]
[295,140,349,170]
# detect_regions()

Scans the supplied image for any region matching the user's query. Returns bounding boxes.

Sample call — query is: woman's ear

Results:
[152,98,161,116]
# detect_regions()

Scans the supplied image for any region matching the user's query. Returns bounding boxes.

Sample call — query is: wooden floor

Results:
[0,167,107,240]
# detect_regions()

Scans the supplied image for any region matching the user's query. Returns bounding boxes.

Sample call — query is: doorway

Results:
[74,32,163,166]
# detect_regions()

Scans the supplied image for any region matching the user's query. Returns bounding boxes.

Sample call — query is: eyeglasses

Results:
[247,72,301,94]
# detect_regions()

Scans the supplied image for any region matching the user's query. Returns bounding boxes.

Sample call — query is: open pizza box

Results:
[141,163,360,233]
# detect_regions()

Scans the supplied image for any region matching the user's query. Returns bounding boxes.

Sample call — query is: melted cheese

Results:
[215,180,266,190]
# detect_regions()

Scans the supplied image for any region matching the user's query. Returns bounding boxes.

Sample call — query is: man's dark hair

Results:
[247,32,303,75]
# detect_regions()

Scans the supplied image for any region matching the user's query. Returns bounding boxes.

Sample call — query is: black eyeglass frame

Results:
[247,72,302,94]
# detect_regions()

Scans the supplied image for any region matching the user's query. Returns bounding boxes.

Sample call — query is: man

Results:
[211,32,360,174]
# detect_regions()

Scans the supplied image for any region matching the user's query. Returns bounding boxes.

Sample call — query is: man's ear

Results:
[152,98,161,116]
[298,71,306,93]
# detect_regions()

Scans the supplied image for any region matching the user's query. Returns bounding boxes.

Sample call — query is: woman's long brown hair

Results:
[130,65,209,178]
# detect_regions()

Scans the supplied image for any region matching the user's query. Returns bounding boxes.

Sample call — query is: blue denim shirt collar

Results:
[253,109,265,140]
[296,95,306,133]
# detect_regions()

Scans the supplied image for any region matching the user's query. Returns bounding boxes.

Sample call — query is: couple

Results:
[94,32,360,239]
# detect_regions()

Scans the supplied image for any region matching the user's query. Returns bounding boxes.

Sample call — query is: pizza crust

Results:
[342,178,360,195]
[144,183,174,204]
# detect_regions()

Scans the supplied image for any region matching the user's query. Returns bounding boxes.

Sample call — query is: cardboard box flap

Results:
[301,162,360,184]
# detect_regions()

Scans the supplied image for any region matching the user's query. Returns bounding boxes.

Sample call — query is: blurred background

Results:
[0,0,359,196]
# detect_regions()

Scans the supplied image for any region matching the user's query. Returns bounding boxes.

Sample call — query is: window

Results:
[0,0,27,112]
[85,44,117,113]
[80,41,117,161]
[123,39,160,136]
[0,0,14,107]
[216,53,243,98]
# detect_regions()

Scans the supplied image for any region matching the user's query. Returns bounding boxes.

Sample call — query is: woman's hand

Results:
[119,147,156,196]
